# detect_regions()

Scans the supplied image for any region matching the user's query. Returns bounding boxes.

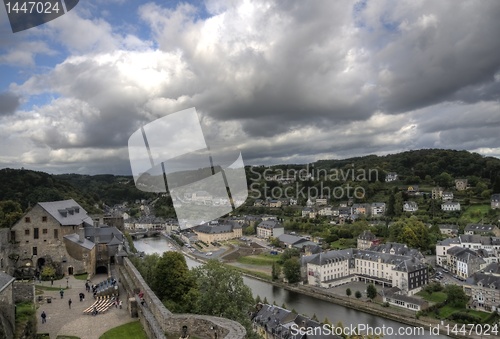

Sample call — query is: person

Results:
[41,311,46,324]
[68,298,72,309]
[92,306,98,316]
[50,278,53,286]
[119,300,123,309]
[59,289,64,299]
[85,281,89,292]
[140,297,145,306]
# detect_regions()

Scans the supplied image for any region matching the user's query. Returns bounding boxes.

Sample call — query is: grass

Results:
[230,265,272,281]
[56,336,81,339]
[438,305,462,319]
[99,321,147,339]
[417,291,447,303]
[461,204,491,222]
[16,301,36,338]
[237,253,281,266]
[74,273,88,280]
[35,285,69,291]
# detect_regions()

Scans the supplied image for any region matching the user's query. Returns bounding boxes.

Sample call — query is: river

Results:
[134,237,448,338]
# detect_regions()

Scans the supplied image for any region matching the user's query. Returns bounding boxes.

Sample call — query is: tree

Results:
[355,291,362,299]
[444,284,469,308]
[0,200,23,228]
[191,260,254,322]
[151,251,195,312]
[271,262,280,281]
[346,288,352,298]
[255,295,261,304]
[367,284,377,300]
[282,258,301,283]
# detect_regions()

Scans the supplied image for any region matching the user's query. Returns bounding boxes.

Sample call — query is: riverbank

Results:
[159,235,475,339]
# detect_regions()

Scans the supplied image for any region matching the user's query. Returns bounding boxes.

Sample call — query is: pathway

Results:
[36,273,133,339]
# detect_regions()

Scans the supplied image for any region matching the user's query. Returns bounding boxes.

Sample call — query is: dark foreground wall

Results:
[118,257,246,339]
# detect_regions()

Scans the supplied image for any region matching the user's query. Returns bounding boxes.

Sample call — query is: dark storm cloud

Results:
[0,92,21,116]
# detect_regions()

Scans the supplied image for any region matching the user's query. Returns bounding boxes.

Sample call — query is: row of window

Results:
[24,216,48,223]
[17,228,58,240]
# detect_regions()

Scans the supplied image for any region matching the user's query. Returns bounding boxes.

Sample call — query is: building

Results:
[357,230,379,250]
[371,203,386,216]
[8,199,124,278]
[403,201,418,212]
[436,235,500,270]
[256,220,284,239]
[431,187,443,200]
[441,201,461,212]
[193,221,242,243]
[383,289,428,311]
[438,224,459,237]
[455,179,468,191]
[445,247,487,279]
[318,206,333,216]
[464,224,500,237]
[304,247,428,295]
[442,191,454,201]
[352,203,370,216]
[491,194,500,210]
[385,172,398,182]
[464,264,500,311]
[251,303,341,339]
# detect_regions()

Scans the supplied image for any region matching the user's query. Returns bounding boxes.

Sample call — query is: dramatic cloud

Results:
[0,0,499,174]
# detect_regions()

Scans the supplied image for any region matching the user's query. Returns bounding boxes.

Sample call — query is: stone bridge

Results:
[118,257,246,338]
[128,229,161,240]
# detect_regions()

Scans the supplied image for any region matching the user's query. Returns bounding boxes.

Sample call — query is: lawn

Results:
[74,273,88,280]
[417,291,447,303]
[99,321,147,339]
[237,253,281,266]
[461,204,491,222]
[35,285,69,291]
[329,239,357,249]
[16,302,36,338]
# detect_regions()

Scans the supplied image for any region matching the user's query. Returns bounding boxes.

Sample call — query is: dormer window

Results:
[25,217,30,223]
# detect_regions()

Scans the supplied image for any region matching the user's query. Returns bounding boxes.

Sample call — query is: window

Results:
[25,217,30,223]
[32,247,37,256]
[34,228,39,239]
[42,229,48,234]
[42,216,47,222]
[25,229,30,236]
[10,230,15,242]
[54,229,58,239]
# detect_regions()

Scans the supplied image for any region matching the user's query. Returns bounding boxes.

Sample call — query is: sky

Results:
[0,0,499,175]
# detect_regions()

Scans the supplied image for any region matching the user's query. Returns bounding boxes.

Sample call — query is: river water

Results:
[134,237,448,338]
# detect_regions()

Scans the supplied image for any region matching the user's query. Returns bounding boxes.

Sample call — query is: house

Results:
[455,179,468,191]
[491,194,500,210]
[301,207,312,218]
[371,203,386,217]
[352,203,370,216]
[318,206,332,216]
[253,199,266,207]
[385,172,398,182]
[431,187,443,200]
[464,224,500,237]
[403,201,418,212]
[315,197,328,206]
[438,224,459,237]
[277,234,310,249]
[251,303,341,339]
[441,201,460,212]
[357,230,379,250]
[256,220,284,239]
[193,221,242,243]
[445,247,487,279]
[407,185,419,194]
[383,290,428,311]
[464,267,500,311]
[268,200,282,208]
[442,191,454,201]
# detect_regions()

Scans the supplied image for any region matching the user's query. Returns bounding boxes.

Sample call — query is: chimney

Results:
[78,227,85,243]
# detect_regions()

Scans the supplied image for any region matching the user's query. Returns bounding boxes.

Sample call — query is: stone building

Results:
[7,199,124,278]
[0,271,15,339]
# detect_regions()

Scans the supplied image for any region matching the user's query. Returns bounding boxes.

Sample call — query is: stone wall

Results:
[119,257,246,339]
[12,281,34,303]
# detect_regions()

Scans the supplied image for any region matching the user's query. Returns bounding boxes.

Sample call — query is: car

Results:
[206,252,213,256]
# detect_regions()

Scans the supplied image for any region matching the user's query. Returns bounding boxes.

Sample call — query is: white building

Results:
[441,201,460,212]
[403,201,418,212]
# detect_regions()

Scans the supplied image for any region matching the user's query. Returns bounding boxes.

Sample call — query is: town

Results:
[1,149,500,338]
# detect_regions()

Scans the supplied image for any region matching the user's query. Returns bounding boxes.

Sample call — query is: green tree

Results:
[0,200,23,228]
[40,265,56,280]
[271,262,280,281]
[367,284,377,300]
[191,260,254,323]
[355,291,362,299]
[282,258,301,283]
[151,251,195,312]
[346,288,352,298]
[444,284,469,308]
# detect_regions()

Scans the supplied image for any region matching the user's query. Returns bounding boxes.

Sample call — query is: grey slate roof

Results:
[63,234,95,250]
[482,262,500,275]
[0,271,15,293]
[38,199,93,226]
[257,220,283,230]
[195,223,235,234]
[358,230,376,241]
[465,224,497,233]
[277,234,308,246]
[369,242,424,259]
[467,273,500,289]
[84,226,124,244]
